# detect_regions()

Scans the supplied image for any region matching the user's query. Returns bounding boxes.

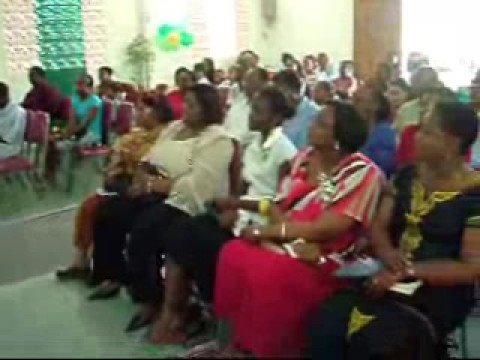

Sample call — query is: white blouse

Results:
[234,127,297,234]
[143,121,234,216]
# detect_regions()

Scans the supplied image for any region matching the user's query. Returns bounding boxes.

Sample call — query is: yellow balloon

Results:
[167,31,181,47]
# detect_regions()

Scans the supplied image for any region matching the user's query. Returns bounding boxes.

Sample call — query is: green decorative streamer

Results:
[35,0,86,95]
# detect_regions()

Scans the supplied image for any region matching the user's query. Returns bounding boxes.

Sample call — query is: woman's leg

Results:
[150,259,191,343]
[74,195,104,264]
[151,215,232,343]
[125,203,188,332]
[91,195,134,285]
[167,215,232,304]
[127,203,189,304]
[57,195,105,281]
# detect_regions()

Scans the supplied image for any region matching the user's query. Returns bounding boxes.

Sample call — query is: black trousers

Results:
[92,193,167,285]
[164,214,232,303]
[126,202,189,304]
[306,289,448,360]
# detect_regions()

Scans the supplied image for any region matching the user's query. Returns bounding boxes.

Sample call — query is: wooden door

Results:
[354,0,402,82]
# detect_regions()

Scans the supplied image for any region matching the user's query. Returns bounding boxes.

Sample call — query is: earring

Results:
[334,142,340,151]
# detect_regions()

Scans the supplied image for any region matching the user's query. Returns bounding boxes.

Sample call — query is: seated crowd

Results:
[2,49,480,359]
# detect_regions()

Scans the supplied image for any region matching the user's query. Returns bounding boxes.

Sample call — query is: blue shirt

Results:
[71,93,103,141]
[362,121,397,178]
[282,97,319,148]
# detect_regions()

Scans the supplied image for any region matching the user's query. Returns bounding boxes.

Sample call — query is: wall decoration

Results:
[156,24,195,52]
[1,0,39,73]
[1,0,106,93]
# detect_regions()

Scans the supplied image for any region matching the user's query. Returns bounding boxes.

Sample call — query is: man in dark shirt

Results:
[22,66,63,119]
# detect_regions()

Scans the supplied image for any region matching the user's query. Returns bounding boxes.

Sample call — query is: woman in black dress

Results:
[307,101,480,359]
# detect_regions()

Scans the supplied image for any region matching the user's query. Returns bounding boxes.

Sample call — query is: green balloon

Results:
[180,32,194,47]
[157,24,175,38]
[156,24,193,51]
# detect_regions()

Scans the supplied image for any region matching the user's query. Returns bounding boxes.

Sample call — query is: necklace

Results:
[400,180,459,258]
[317,171,337,203]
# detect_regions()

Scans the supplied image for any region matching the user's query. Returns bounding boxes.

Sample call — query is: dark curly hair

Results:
[327,100,368,153]
[273,70,302,93]
[435,101,479,155]
[257,85,295,123]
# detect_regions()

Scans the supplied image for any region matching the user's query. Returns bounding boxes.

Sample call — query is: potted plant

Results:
[125,34,155,88]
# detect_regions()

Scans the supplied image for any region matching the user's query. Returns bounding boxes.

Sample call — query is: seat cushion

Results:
[77,145,111,157]
[0,156,34,174]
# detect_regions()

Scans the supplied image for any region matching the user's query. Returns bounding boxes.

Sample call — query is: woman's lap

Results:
[214,239,345,358]
[92,194,166,283]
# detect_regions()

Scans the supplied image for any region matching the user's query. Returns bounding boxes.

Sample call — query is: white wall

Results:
[247,0,354,69]
[0,0,354,99]
[101,0,140,84]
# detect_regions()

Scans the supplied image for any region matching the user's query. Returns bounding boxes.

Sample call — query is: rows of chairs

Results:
[0,100,135,192]
[0,111,50,187]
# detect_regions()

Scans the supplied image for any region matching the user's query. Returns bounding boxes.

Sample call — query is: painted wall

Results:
[0,0,354,100]
[0,0,139,101]
[247,0,354,70]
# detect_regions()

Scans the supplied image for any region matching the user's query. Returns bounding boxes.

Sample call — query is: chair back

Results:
[24,111,50,177]
[116,101,134,135]
[25,111,50,144]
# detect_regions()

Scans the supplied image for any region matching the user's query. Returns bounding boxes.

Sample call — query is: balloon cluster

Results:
[156,24,194,51]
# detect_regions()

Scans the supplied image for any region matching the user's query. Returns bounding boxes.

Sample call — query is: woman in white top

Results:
[88,85,233,314]
[0,82,27,159]
[148,86,297,344]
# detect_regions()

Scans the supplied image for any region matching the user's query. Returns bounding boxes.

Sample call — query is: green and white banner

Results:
[1,0,105,94]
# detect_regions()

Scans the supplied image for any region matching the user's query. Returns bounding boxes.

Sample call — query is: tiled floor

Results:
[0,210,183,358]
[0,157,102,222]
[0,274,183,358]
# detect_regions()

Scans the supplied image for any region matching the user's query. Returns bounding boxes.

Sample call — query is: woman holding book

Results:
[307,101,480,360]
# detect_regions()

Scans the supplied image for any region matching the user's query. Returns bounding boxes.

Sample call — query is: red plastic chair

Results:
[77,99,114,158]
[0,110,50,178]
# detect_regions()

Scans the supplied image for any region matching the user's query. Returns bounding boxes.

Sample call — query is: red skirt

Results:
[214,239,348,358]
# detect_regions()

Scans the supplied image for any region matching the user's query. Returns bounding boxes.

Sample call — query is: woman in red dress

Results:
[166,67,195,120]
[212,101,384,358]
